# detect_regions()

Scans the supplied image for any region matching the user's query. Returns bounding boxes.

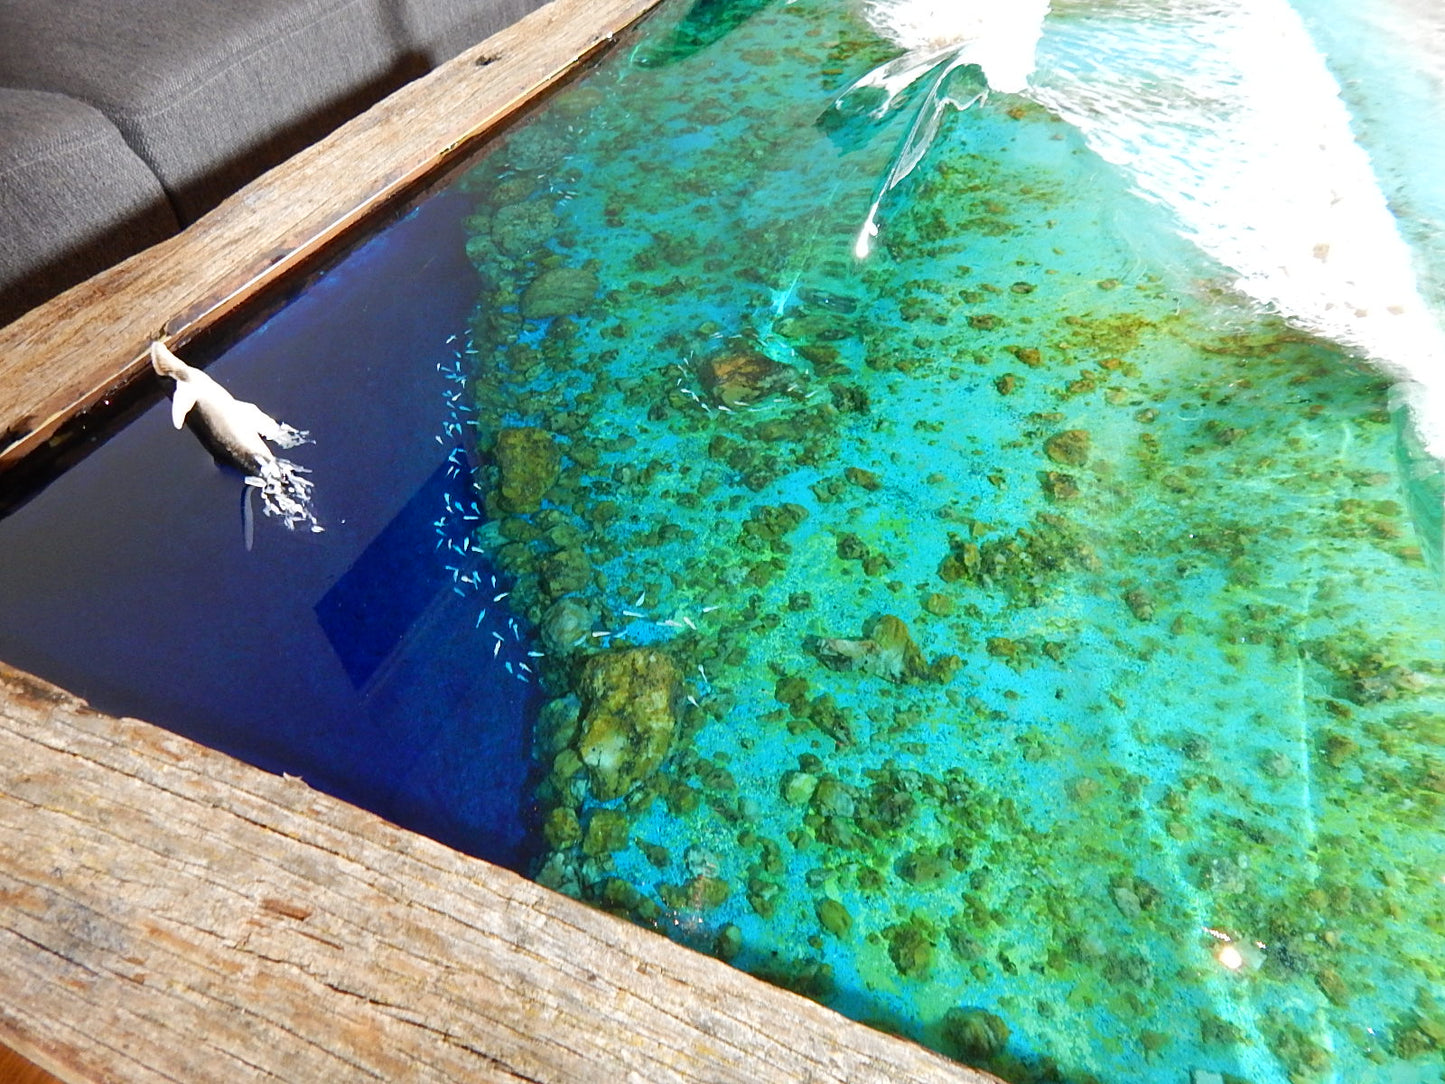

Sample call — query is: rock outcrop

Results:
[575,648,679,800]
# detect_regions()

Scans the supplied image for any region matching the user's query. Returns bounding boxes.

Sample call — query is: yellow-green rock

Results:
[943,1007,1011,1060]
[543,806,580,848]
[576,648,679,801]
[582,808,630,856]
[816,897,853,938]
[521,266,598,319]
[494,427,560,513]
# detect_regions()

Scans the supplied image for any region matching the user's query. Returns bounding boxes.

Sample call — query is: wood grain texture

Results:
[0,0,663,469]
[0,663,996,1084]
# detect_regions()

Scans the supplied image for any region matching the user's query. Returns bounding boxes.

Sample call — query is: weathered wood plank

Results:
[0,0,662,469]
[0,663,996,1084]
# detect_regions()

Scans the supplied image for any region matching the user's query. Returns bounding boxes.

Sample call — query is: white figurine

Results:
[150,340,322,545]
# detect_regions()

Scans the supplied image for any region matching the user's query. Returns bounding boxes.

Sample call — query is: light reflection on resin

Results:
[451,0,1445,1082]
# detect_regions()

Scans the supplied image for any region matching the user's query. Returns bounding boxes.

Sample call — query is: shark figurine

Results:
[150,340,322,545]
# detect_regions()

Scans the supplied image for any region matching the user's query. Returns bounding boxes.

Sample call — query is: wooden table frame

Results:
[0,1,992,1079]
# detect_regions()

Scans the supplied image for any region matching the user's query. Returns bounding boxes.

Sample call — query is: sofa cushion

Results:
[389,0,550,66]
[0,87,179,326]
[0,0,412,222]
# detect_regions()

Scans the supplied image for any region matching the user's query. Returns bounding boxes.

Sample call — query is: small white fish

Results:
[622,609,645,619]
[591,630,613,638]
[446,334,457,343]
[701,605,720,613]
[493,591,510,601]
[682,615,697,630]
[660,619,684,628]
[697,664,708,682]
[527,650,546,658]
[476,609,488,627]
[492,640,501,657]
[633,591,646,606]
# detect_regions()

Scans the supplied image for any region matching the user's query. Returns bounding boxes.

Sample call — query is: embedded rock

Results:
[1044,428,1091,466]
[582,809,630,856]
[539,546,592,598]
[942,1007,1011,1060]
[575,648,679,801]
[812,614,928,684]
[541,599,594,654]
[816,897,853,938]
[522,266,598,319]
[697,342,798,407]
[493,426,560,513]
[491,201,558,258]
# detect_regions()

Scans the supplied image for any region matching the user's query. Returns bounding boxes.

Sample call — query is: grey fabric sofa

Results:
[0,0,547,326]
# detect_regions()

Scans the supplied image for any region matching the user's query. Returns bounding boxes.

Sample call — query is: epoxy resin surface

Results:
[3,1,1444,1081]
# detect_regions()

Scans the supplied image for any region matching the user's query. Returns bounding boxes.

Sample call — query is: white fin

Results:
[148,340,188,379]
[170,380,199,429]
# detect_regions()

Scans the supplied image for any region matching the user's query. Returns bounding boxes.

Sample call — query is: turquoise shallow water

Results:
[451,1,1445,1081]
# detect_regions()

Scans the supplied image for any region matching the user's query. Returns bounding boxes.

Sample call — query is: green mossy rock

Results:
[780,770,818,806]
[899,850,951,886]
[576,648,679,801]
[714,924,743,961]
[885,916,936,978]
[494,427,560,513]
[541,599,594,654]
[582,809,630,856]
[942,1007,1011,1060]
[491,201,558,257]
[522,266,599,319]
[816,897,853,938]
[543,806,581,848]
[540,546,592,597]
[661,875,731,911]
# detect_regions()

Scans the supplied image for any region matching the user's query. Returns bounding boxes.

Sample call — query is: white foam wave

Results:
[860,0,1051,94]
[861,0,1445,462]
[848,0,1051,256]
[1028,0,1445,458]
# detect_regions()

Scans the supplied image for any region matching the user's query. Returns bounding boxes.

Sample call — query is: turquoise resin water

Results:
[453,2,1445,1081]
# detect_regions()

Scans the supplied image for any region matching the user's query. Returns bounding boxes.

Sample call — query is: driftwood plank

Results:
[0,663,997,1084]
[0,0,663,469]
